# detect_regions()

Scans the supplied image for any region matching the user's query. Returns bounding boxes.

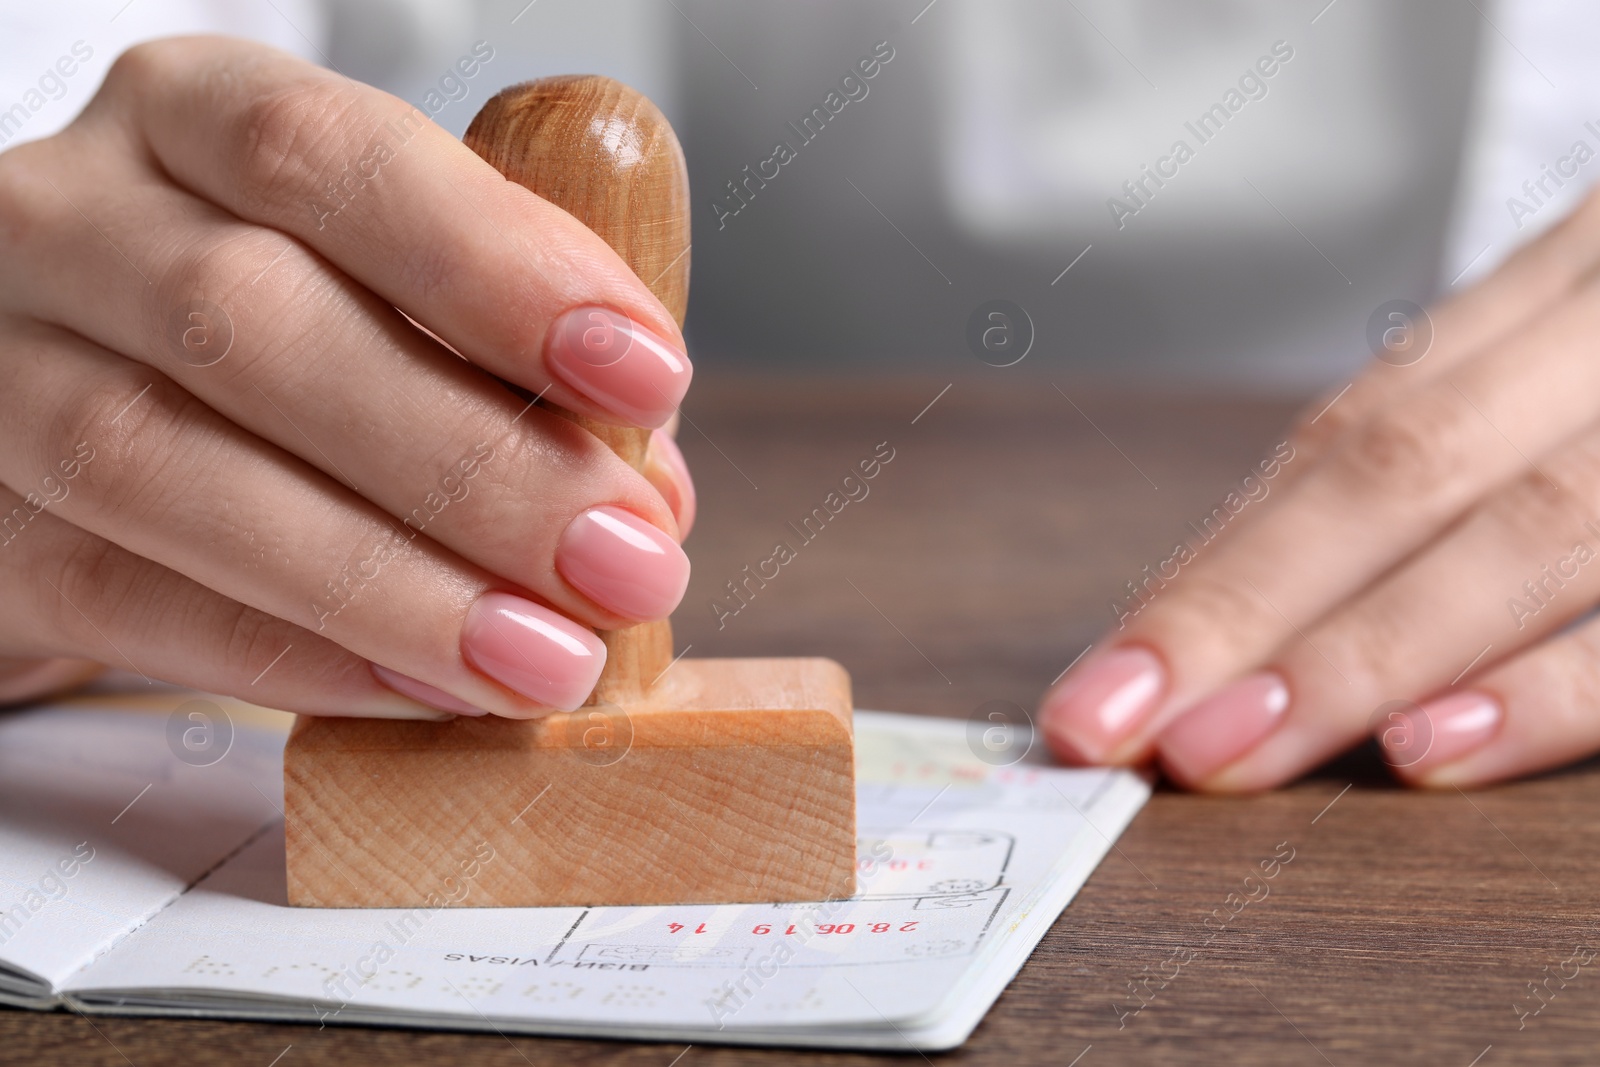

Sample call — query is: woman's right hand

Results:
[0,36,695,719]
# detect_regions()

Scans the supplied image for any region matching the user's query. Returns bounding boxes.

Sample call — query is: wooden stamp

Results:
[282,77,857,908]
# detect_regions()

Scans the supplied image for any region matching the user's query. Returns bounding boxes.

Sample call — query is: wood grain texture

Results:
[12,379,1600,1062]
[464,75,692,702]
[463,75,690,323]
[286,658,854,908]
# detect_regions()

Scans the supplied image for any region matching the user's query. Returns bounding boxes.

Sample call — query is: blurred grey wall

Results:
[673,0,1479,389]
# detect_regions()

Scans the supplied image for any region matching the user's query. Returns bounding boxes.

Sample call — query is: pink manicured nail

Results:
[1158,672,1289,783]
[545,306,691,428]
[651,427,696,539]
[461,592,607,711]
[557,505,690,621]
[1385,691,1502,771]
[371,664,487,716]
[1040,646,1165,761]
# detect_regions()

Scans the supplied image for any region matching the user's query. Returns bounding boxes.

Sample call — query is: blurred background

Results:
[11,0,1600,391]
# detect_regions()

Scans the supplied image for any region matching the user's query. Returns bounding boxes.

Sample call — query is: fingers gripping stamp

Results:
[283,77,857,908]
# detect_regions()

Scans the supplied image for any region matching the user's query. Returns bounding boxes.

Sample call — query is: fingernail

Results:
[545,306,691,428]
[1158,671,1289,783]
[1040,646,1165,761]
[650,427,696,539]
[461,592,607,711]
[371,664,488,716]
[557,505,690,621]
[1388,691,1502,771]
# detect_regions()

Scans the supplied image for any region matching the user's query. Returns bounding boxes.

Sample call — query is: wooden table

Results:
[7,377,1598,1065]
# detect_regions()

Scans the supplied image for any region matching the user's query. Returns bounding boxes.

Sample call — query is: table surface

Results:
[7,377,1598,1066]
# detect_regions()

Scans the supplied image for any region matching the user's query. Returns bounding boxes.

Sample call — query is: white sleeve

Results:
[0,0,326,150]
[1442,0,1600,288]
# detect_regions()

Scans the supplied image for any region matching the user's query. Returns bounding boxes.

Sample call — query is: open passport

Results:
[0,685,1148,1051]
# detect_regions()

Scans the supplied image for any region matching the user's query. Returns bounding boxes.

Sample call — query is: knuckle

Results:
[1554,630,1600,715]
[409,411,654,565]
[150,228,260,359]
[232,78,361,218]
[162,229,257,303]
[1316,606,1410,693]
[102,39,168,94]
[1332,391,1474,501]
[1159,572,1278,656]
[55,374,201,522]
[505,408,601,480]
[394,232,463,305]
[0,140,65,256]
[1489,630,1600,746]
[1488,468,1592,548]
[415,416,580,540]
[38,530,130,646]
[47,377,139,485]
[1287,394,1357,460]
[457,275,524,355]
[216,598,290,675]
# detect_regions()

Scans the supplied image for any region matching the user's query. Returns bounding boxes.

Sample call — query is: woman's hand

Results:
[1040,185,1600,790]
[0,37,695,719]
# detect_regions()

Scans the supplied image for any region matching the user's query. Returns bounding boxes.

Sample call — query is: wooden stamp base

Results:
[283,658,856,908]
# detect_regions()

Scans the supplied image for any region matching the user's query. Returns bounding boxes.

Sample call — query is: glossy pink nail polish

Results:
[370,664,487,716]
[557,505,690,621]
[651,427,696,538]
[1158,671,1289,783]
[461,592,607,711]
[1386,691,1501,771]
[1039,646,1165,761]
[545,306,691,428]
